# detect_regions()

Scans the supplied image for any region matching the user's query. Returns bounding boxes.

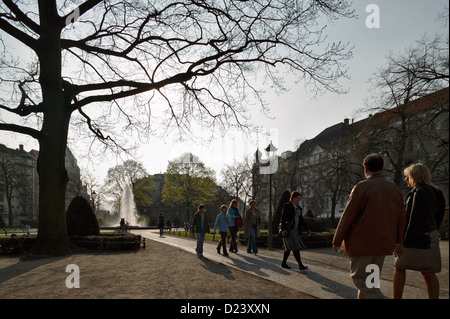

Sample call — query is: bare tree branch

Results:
[0,122,41,139]
[2,0,40,34]
[0,13,38,50]
[59,0,103,29]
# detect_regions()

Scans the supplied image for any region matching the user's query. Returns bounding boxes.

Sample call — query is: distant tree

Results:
[0,151,30,226]
[80,168,103,215]
[221,157,253,209]
[364,33,449,185]
[162,153,216,219]
[275,139,305,193]
[133,176,154,215]
[103,159,148,211]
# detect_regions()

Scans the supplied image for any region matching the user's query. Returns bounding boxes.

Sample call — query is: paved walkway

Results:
[133,229,449,299]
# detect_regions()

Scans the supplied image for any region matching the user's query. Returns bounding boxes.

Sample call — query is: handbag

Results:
[277,222,285,238]
[235,214,243,228]
[278,219,293,238]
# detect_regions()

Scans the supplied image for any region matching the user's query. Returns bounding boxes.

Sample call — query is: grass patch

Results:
[164,229,334,248]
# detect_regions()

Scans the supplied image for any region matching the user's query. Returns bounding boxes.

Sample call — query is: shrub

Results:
[319,217,340,230]
[66,196,100,236]
[301,232,333,248]
[0,235,36,254]
[305,209,314,218]
[0,234,143,254]
[303,217,325,232]
[69,234,142,251]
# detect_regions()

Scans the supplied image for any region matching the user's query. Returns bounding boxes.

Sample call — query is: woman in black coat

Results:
[393,163,445,299]
[280,191,311,270]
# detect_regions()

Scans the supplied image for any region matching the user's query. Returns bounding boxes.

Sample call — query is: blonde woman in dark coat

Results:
[393,163,445,299]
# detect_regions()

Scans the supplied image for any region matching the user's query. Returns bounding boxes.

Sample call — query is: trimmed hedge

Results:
[69,234,143,251]
[301,232,334,248]
[0,233,143,255]
[66,196,100,236]
[303,217,326,232]
[0,235,36,254]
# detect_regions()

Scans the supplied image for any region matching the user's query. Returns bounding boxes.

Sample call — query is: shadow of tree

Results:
[0,255,67,284]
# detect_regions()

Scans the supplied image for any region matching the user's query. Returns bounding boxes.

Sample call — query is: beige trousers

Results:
[349,255,387,299]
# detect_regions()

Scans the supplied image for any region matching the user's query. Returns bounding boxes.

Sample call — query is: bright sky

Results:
[1,0,448,184]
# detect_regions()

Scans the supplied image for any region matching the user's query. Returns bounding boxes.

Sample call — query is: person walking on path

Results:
[244,200,262,255]
[214,205,230,256]
[333,153,406,299]
[192,204,209,256]
[393,163,446,299]
[227,199,241,253]
[158,212,165,237]
[280,191,311,271]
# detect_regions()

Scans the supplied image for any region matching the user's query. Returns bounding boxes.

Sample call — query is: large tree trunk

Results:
[30,1,71,256]
[31,125,71,256]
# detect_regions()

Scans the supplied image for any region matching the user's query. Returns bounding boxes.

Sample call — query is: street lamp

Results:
[265,141,277,250]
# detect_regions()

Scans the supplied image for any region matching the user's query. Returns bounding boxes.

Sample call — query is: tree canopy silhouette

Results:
[0,0,354,255]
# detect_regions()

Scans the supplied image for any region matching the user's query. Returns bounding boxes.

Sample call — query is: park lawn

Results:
[164,229,255,242]
[164,229,270,243]
[164,230,222,242]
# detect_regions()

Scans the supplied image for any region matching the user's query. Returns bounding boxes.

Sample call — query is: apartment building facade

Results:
[0,144,83,226]
[253,87,449,220]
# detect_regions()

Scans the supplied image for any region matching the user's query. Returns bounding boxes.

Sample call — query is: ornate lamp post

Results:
[265,141,277,250]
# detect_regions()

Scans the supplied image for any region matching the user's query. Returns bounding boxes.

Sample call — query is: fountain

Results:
[120,184,139,227]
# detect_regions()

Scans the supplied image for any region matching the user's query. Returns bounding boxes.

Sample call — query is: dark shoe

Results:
[254,251,258,255]
[217,248,221,254]
[223,252,229,257]
[281,263,291,269]
[247,250,252,254]
[299,265,308,271]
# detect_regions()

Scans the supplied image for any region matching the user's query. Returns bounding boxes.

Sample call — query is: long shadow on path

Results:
[198,255,236,281]
[226,253,292,278]
[301,269,357,299]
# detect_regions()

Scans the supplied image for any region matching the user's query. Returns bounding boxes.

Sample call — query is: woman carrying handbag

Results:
[393,163,445,299]
[280,191,311,271]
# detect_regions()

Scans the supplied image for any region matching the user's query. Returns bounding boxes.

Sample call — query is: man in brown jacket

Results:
[333,153,405,299]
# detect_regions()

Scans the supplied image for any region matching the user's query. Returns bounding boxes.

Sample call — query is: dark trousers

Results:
[217,231,228,253]
[283,249,303,266]
[229,226,238,252]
